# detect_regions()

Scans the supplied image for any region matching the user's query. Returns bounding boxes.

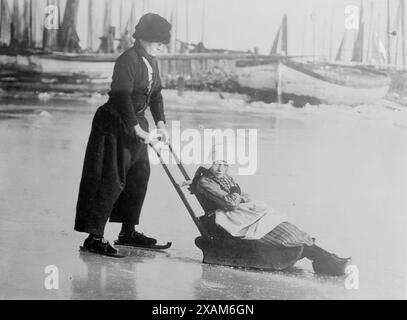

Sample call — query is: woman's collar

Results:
[133,39,153,60]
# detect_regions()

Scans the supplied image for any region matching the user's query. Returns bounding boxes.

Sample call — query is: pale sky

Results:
[77,0,403,58]
[2,0,403,58]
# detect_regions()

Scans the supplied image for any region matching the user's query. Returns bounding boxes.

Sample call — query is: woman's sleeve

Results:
[110,54,139,127]
[149,60,166,125]
[149,83,166,125]
[196,177,242,210]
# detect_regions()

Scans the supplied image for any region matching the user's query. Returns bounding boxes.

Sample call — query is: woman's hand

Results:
[241,193,252,203]
[156,121,169,143]
[230,192,244,207]
[180,180,192,187]
[134,124,150,144]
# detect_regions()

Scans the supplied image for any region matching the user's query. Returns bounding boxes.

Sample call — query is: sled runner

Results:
[149,141,303,271]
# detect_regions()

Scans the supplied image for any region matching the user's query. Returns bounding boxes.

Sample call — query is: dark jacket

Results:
[106,40,166,129]
[190,167,242,214]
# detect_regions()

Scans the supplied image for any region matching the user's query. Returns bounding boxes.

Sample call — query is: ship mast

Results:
[0,0,2,43]
[29,0,32,48]
[10,0,20,48]
[386,0,391,64]
[129,0,137,32]
[311,11,316,62]
[393,0,402,64]
[201,0,205,44]
[335,31,346,61]
[169,1,177,53]
[329,8,334,60]
[270,25,281,55]
[43,0,58,51]
[174,0,178,52]
[142,0,146,14]
[119,0,123,35]
[0,0,8,45]
[351,0,364,62]
[58,0,80,52]
[401,0,406,65]
[185,0,189,45]
[87,0,93,51]
[281,14,287,56]
[365,1,374,62]
[270,15,288,56]
[103,0,112,37]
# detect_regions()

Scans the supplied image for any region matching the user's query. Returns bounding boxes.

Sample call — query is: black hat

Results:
[133,13,172,45]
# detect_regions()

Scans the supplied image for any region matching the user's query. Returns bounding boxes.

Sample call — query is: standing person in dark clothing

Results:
[75,13,171,257]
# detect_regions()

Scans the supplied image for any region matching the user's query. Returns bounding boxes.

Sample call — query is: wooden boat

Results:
[0,70,111,93]
[0,0,253,94]
[279,60,391,105]
[0,51,252,94]
[0,51,116,76]
[235,7,393,106]
[235,58,391,106]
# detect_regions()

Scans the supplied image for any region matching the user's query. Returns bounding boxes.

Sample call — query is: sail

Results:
[369,8,387,65]
[335,31,346,61]
[370,32,387,64]
[281,14,288,55]
[401,0,406,65]
[126,0,137,33]
[392,0,402,64]
[103,0,112,37]
[87,0,94,50]
[169,8,176,53]
[9,0,21,48]
[23,0,32,47]
[31,0,48,49]
[270,26,281,55]
[351,24,364,62]
[386,0,391,63]
[351,0,364,62]
[0,0,11,46]
[43,0,59,50]
[58,0,80,52]
[270,14,287,56]
[116,0,136,51]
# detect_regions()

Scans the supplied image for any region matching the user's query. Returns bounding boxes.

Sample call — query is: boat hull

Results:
[236,60,391,106]
[280,63,390,105]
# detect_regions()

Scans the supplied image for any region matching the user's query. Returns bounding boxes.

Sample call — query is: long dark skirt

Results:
[74,105,150,236]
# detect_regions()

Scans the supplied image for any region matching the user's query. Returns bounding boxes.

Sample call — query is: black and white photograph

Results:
[0,0,406,302]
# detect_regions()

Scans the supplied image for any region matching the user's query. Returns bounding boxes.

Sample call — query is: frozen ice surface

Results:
[0,92,406,299]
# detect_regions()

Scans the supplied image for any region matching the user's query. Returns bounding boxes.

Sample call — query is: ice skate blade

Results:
[113,241,172,251]
[79,246,125,258]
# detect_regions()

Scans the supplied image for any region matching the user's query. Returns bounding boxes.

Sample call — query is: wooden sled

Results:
[194,236,303,271]
[149,141,303,271]
[195,215,303,271]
